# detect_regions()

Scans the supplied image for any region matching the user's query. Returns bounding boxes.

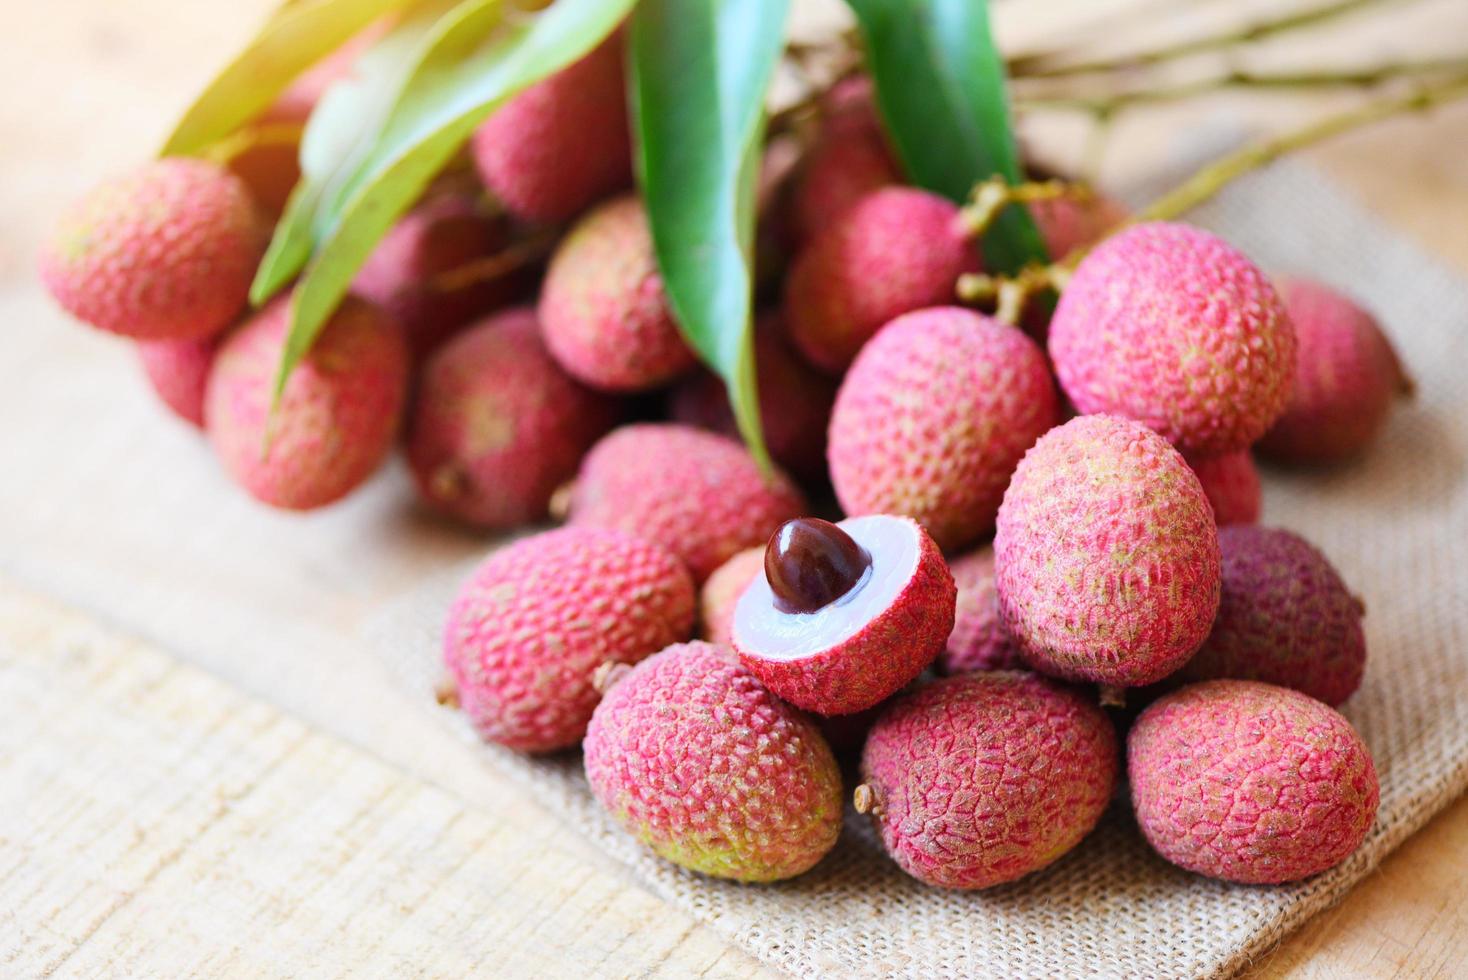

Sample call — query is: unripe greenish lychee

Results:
[996,414,1221,687]
[857,671,1118,889]
[938,547,1023,675]
[1186,449,1262,526]
[584,641,843,882]
[784,188,981,373]
[40,158,265,341]
[789,76,901,244]
[1259,278,1412,464]
[1177,526,1366,706]
[206,295,408,510]
[1129,679,1378,883]
[471,35,632,223]
[1049,222,1296,456]
[568,424,806,583]
[407,307,617,528]
[538,195,696,391]
[138,335,221,429]
[828,307,1058,551]
[699,546,764,647]
[444,526,694,752]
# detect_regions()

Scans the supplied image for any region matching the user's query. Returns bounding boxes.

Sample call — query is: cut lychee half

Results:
[731,515,956,715]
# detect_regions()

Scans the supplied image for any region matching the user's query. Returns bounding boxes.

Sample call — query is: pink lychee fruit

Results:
[1129,679,1378,883]
[220,125,303,221]
[1259,277,1412,464]
[406,307,617,528]
[828,307,1058,551]
[1186,449,1263,526]
[783,187,981,373]
[206,294,408,510]
[538,195,696,391]
[584,641,843,881]
[699,546,764,647]
[857,671,1118,889]
[40,158,266,341]
[138,335,222,429]
[444,526,694,752]
[471,35,632,223]
[938,547,1023,675]
[789,76,902,244]
[1176,526,1366,706]
[1049,222,1296,456]
[732,516,956,715]
[1028,192,1128,261]
[996,414,1221,687]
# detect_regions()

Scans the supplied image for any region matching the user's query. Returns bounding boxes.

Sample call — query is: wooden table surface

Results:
[3,2,1466,977]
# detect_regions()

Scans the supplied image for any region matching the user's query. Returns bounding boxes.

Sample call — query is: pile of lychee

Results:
[43,40,1412,891]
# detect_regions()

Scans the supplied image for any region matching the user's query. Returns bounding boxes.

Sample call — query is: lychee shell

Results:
[938,547,1023,674]
[1186,450,1262,526]
[699,546,764,648]
[138,336,221,428]
[789,77,901,243]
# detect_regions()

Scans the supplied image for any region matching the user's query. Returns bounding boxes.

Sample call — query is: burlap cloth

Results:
[369,164,1468,979]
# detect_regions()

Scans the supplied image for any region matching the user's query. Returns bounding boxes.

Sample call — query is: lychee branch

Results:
[955,175,1095,241]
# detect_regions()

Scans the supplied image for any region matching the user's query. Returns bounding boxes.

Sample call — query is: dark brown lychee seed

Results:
[765,518,872,614]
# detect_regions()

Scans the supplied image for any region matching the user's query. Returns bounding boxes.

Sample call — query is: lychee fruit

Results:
[583,641,843,881]
[731,516,956,715]
[938,547,1023,675]
[568,423,806,583]
[828,307,1058,552]
[40,158,265,341]
[220,124,303,220]
[699,546,764,647]
[856,671,1118,889]
[206,294,408,510]
[406,307,617,528]
[784,187,981,373]
[996,414,1221,687]
[1028,191,1127,261]
[1176,526,1366,706]
[538,195,696,391]
[443,526,694,752]
[1259,277,1412,464]
[789,77,901,244]
[138,335,222,429]
[1186,449,1263,526]
[1129,679,1378,883]
[1049,222,1296,456]
[471,35,631,223]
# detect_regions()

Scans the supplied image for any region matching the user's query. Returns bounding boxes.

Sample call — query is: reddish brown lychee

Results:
[1186,450,1263,526]
[938,547,1023,675]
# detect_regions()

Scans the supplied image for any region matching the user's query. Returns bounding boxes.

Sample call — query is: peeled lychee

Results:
[1186,450,1262,526]
[699,546,764,647]
[138,335,221,429]
[1259,278,1412,464]
[789,77,901,243]
[784,188,980,373]
[1049,222,1296,456]
[538,195,696,391]
[584,641,843,881]
[828,307,1058,551]
[1129,679,1378,883]
[568,424,806,583]
[996,414,1221,687]
[1177,526,1366,706]
[732,516,956,715]
[471,35,631,223]
[444,526,694,752]
[40,158,265,341]
[406,307,617,528]
[938,547,1022,675]
[857,671,1117,889]
[206,294,408,510]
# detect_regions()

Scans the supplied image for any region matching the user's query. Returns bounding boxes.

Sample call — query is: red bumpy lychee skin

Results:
[138,336,222,429]
[583,641,843,882]
[1049,222,1296,456]
[938,548,1023,675]
[538,195,696,391]
[40,158,265,342]
[828,307,1058,552]
[1259,278,1412,464]
[1178,526,1366,706]
[1186,450,1263,526]
[784,188,981,374]
[789,77,901,244]
[1129,679,1378,884]
[471,35,632,223]
[444,527,694,753]
[568,424,806,584]
[699,546,764,648]
[858,672,1118,889]
[206,295,408,510]
[407,307,617,528]
[996,415,1221,687]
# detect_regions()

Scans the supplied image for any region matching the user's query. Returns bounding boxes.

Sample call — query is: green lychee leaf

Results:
[629,0,790,472]
[845,0,1048,273]
[263,0,633,405]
